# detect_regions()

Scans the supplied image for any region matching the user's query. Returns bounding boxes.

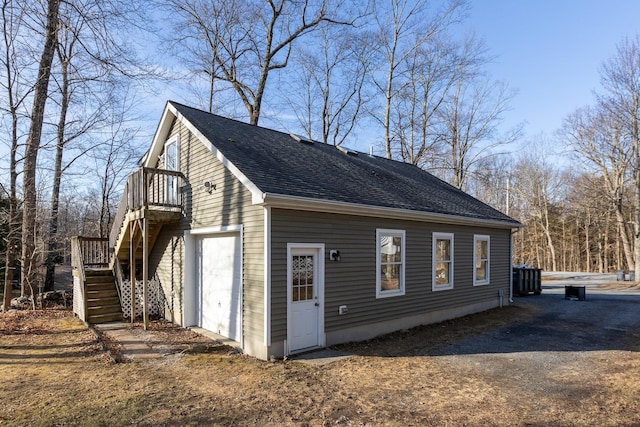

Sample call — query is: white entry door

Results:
[198,233,241,342]
[288,245,324,353]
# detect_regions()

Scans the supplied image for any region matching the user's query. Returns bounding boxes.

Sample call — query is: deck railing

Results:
[78,237,110,267]
[109,167,184,249]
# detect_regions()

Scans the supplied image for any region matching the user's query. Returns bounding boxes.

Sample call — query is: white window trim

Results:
[473,235,490,286]
[376,229,406,298]
[432,232,454,291]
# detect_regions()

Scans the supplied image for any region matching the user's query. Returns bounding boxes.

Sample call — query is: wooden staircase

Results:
[85,269,123,323]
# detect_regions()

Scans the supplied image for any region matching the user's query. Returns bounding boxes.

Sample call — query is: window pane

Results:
[380,235,400,262]
[435,261,450,285]
[306,258,313,285]
[392,237,402,262]
[436,239,451,261]
[166,142,177,170]
[380,264,400,290]
[292,269,299,286]
[476,261,487,281]
[477,240,488,259]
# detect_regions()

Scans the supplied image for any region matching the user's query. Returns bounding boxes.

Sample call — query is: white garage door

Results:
[198,233,242,342]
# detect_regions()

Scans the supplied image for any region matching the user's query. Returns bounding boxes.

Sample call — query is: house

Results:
[73,101,522,360]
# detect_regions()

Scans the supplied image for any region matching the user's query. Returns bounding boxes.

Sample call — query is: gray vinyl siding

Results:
[270,209,511,341]
[149,118,264,344]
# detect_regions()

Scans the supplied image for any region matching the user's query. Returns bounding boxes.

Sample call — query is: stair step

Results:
[86,282,116,291]
[87,305,123,316]
[86,276,115,285]
[85,269,113,277]
[88,312,123,324]
[87,296,120,307]
[87,289,118,299]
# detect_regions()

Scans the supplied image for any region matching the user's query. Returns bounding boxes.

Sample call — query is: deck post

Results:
[129,220,136,323]
[142,217,149,330]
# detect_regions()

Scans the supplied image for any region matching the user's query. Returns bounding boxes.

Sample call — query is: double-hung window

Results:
[432,232,454,291]
[474,235,490,286]
[376,229,405,298]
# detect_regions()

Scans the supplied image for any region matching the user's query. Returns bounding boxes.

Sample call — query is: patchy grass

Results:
[0,308,639,426]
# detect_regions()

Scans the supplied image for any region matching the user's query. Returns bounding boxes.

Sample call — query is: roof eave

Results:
[259,193,523,229]
[143,102,177,169]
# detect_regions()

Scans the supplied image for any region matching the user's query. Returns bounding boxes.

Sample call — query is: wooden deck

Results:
[110,168,185,262]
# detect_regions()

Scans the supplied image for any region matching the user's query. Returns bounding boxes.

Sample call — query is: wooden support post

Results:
[129,220,136,323]
[142,217,149,330]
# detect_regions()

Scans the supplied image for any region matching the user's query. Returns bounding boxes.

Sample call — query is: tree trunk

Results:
[585,212,591,272]
[383,50,395,159]
[43,50,69,292]
[21,0,59,296]
[603,210,610,273]
[635,151,640,280]
[543,210,557,271]
[2,0,21,310]
[3,198,17,309]
[615,203,634,271]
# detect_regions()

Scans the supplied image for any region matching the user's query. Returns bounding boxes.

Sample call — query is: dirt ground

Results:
[1,275,640,426]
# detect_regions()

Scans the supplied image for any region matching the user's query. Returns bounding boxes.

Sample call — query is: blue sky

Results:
[141,1,640,155]
[466,0,640,143]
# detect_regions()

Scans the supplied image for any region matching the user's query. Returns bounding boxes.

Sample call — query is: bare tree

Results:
[437,73,519,190]
[467,154,512,214]
[168,0,352,125]
[561,104,635,271]
[597,35,640,280]
[21,0,59,296]
[41,0,155,291]
[512,143,565,271]
[289,24,371,145]
[567,173,617,272]
[391,32,478,166]
[91,93,142,238]
[1,0,34,309]
[370,0,465,159]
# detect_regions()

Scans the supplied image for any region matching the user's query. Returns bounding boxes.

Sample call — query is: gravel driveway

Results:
[420,272,640,421]
[437,272,640,356]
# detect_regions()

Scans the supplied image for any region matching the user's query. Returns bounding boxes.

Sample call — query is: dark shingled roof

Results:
[171,102,520,226]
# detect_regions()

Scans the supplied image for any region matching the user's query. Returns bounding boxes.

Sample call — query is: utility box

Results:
[512,267,542,296]
[564,285,586,301]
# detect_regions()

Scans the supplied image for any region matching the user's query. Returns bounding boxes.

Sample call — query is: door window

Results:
[292,255,314,302]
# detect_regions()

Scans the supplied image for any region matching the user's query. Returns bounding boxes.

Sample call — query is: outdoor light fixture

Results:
[201,181,216,194]
[330,250,341,262]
